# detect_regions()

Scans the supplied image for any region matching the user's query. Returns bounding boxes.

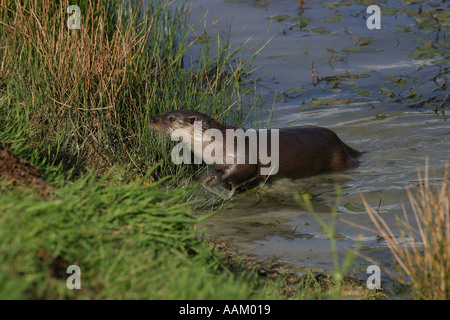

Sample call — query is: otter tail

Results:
[344,143,365,158]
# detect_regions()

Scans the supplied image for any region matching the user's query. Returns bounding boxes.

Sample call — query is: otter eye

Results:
[188,116,198,124]
[168,116,175,122]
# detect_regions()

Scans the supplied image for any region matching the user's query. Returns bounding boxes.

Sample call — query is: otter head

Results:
[150,110,219,137]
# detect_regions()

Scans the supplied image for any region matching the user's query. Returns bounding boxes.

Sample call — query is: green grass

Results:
[0,0,264,180]
[0,168,283,299]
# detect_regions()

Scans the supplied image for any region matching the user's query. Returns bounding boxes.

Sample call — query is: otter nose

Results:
[150,115,160,124]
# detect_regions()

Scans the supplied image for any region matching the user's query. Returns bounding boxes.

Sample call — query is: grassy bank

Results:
[0,165,281,299]
[0,150,372,299]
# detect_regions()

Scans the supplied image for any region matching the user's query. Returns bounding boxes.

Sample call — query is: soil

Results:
[0,142,49,195]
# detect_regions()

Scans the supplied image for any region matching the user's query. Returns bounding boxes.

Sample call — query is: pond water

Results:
[190,0,449,289]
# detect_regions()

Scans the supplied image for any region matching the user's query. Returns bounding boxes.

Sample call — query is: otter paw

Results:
[202,183,236,200]
[204,171,223,186]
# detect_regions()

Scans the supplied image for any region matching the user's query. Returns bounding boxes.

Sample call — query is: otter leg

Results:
[212,164,257,199]
[204,170,223,187]
[203,183,236,200]
[202,164,257,200]
[202,169,236,200]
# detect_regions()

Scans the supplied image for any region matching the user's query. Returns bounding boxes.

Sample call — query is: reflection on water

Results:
[192,0,450,276]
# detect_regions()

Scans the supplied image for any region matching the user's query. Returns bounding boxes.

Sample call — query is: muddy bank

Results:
[0,142,45,189]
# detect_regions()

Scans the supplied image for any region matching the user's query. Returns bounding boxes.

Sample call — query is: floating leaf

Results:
[284,88,307,95]
[394,25,413,33]
[338,80,357,86]
[403,0,423,4]
[322,1,340,7]
[433,58,450,66]
[311,27,330,34]
[387,75,400,83]
[417,17,438,31]
[341,47,383,53]
[323,15,344,23]
[292,17,314,28]
[406,40,439,60]
[322,72,370,81]
[375,114,387,120]
[396,82,407,89]
[355,88,371,96]
[267,14,290,22]
[379,87,394,95]
[413,37,430,44]
[344,202,365,212]
[408,91,420,98]
[353,37,374,46]
[381,7,399,15]
[413,50,437,60]
[311,99,330,104]
[298,104,318,111]
[253,0,270,7]
[355,0,385,5]
[311,98,350,105]
[387,76,418,89]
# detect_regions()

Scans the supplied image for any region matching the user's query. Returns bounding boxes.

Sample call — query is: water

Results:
[190,0,450,283]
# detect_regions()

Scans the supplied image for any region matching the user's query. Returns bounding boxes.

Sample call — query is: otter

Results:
[150,110,364,199]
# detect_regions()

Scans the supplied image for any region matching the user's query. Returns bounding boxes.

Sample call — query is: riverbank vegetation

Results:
[0,0,274,299]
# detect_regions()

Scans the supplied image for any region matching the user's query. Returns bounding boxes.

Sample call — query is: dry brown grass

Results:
[0,0,160,171]
[362,163,450,299]
[1,0,151,110]
[0,0,256,178]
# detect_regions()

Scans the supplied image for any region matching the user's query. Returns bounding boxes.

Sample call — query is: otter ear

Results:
[188,116,198,124]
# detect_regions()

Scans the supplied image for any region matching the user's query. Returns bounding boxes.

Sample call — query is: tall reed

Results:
[362,164,450,299]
